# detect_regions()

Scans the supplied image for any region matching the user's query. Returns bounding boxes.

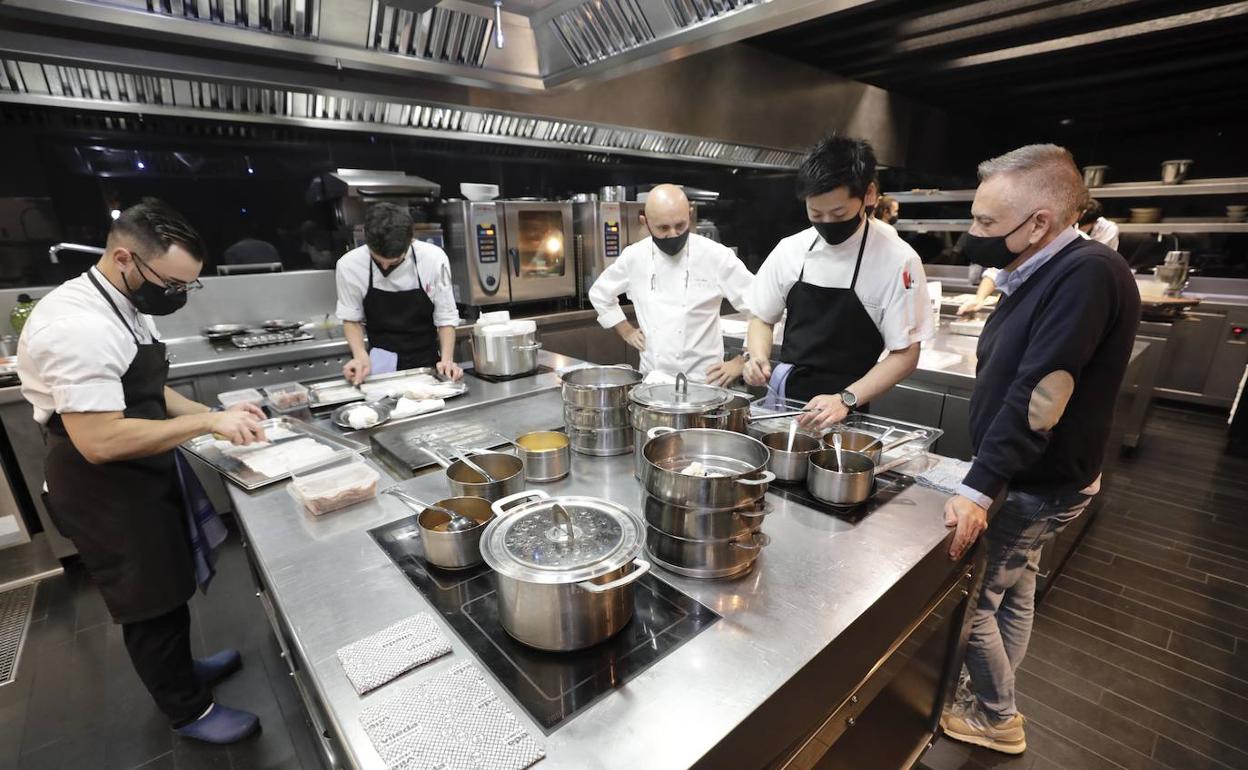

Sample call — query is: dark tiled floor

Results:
[0,526,322,770]
[923,403,1248,770]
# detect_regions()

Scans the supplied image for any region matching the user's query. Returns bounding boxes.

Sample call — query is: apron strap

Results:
[849,219,871,290]
[367,244,421,292]
[86,269,143,346]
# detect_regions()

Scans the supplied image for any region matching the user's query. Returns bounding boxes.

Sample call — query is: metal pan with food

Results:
[806,449,918,507]
[331,399,394,430]
[419,442,524,503]
[383,489,493,570]
[640,427,775,510]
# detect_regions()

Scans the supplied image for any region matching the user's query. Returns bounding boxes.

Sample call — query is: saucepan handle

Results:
[647,426,677,440]
[736,470,776,486]
[490,489,549,518]
[729,532,771,551]
[577,559,651,594]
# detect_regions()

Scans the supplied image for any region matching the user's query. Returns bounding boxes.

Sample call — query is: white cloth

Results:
[589,233,752,381]
[746,221,936,352]
[17,267,162,424]
[1088,217,1120,251]
[334,242,459,328]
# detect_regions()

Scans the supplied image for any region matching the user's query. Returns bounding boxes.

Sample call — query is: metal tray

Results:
[306,367,468,408]
[371,419,512,472]
[331,400,393,430]
[748,395,942,464]
[180,417,367,490]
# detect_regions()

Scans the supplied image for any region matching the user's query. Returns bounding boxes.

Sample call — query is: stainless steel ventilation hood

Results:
[317,169,442,199]
[0,0,866,91]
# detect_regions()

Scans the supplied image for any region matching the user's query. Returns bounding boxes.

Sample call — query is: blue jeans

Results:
[965,488,1092,719]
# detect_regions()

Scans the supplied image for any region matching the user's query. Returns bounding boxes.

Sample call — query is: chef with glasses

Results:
[588,184,754,385]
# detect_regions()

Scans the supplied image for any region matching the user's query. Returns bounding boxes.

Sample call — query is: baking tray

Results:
[180,417,368,490]
[306,367,468,408]
[372,419,513,472]
[748,395,942,465]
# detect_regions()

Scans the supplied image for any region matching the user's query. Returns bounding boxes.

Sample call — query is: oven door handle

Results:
[508,247,520,277]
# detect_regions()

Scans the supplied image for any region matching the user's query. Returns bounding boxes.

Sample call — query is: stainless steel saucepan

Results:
[806,449,914,507]
[419,443,524,502]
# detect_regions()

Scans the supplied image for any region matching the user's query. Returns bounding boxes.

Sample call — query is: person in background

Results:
[958,257,1001,316]
[588,184,753,386]
[940,145,1139,755]
[336,202,462,385]
[743,135,935,428]
[875,194,900,226]
[1076,198,1120,251]
[17,199,267,743]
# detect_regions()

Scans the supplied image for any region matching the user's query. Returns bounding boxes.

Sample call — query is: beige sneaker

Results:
[940,701,1027,755]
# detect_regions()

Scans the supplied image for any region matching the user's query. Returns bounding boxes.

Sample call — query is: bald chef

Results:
[17,199,265,743]
[588,184,753,385]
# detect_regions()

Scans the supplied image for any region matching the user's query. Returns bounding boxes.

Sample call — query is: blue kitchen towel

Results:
[369,347,399,376]
[175,450,228,592]
[765,363,795,407]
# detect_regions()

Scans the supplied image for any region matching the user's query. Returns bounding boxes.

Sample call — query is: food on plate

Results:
[346,405,381,429]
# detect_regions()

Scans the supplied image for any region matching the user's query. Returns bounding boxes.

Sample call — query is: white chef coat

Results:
[334,242,459,327]
[589,232,753,381]
[1088,217,1120,251]
[747,221,935,352]
[17,267,162,425]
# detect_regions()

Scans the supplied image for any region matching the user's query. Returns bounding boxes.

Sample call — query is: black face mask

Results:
[374,256,404,277]
[812,209,864,246]
[650,229,689,257]
[961,212,1037,270]
[124,269,187,316]
[883,214,899,225]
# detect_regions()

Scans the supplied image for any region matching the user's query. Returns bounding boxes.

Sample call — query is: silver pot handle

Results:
[729,532,771,551]
[739,501,772,518]
[647,426,677,440]
[875,454,918,475]
[419,444,452,469]
[577,558,651,594]
[736,470,776,486]
[490,489,549,518]
[515,342,544,351]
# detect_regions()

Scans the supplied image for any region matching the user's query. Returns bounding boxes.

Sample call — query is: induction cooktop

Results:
[465,364,554,383]
[369,515,719,733]
[767,473,916,523]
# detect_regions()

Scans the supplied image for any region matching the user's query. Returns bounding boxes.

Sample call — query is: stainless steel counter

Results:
[227,351,966,769]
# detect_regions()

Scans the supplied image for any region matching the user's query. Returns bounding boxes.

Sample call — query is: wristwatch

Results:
[838,390,858,411]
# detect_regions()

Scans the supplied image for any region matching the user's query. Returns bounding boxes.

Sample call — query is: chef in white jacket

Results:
[588,184,753,386]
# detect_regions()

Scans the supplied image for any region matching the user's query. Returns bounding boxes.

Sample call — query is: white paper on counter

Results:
[918,349,964,372]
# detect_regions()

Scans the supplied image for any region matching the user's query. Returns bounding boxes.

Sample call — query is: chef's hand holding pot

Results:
[944,494,987,560]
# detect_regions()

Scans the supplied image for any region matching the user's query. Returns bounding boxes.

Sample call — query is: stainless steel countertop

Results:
[227,351,961,770]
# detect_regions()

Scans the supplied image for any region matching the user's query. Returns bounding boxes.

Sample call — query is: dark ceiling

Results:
[749,0,1248,130]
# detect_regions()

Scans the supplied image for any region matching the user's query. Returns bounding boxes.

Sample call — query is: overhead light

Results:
[110,209,121,220]
[1059,118,1074,126]
[136,160,146,170]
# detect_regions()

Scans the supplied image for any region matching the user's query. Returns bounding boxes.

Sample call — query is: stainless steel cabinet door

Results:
[1156,312,1224,394]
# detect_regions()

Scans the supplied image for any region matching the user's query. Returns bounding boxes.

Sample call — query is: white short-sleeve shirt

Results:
[17,267,163,424]
[747,220,935,351]
[334,242,460,328]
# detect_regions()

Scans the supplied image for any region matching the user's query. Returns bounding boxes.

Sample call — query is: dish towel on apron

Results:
[368,347,400,376]
[175,451,228,591]
[765,363,795,406]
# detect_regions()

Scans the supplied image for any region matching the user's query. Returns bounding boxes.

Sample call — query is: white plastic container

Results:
[287,459,380,516]
[262,382,310,410]
[217,388,264,409]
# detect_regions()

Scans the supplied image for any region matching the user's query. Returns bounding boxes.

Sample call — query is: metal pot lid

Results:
[629,373,732,413]
[481,495,643,584]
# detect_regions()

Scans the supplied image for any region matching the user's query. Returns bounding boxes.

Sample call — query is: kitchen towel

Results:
[914,455,974,495]
[174,450,228,592]
[369,347,400,376]
[359,662,544,770]
[337,614,453,695]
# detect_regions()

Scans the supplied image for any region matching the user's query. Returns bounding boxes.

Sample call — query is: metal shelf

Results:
[895,219,1248,234]
[887,177,1248,203]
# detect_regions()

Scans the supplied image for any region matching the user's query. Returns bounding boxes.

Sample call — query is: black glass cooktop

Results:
[369,515,719,733]
[466,364,554,383]
[768,473,916,523]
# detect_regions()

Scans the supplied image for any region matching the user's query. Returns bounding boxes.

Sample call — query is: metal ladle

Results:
[832,432,845,472]
[384,488,479,532]
[441,442,496,483]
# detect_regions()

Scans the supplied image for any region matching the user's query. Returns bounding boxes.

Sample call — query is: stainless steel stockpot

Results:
[484,490,650,651]
[560,365,643,409]
[645,526,770,579]
[641,492,767,541]
[471,323,542,377]
[640,427,775,509]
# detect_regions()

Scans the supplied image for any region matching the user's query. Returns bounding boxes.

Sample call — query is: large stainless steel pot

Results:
[423,445,525,502]
[561,365,642,408]
[761,430,821,482]
[645,526,769,579]
[806,449,914,507]
[485,490,650,651]
[629,374,735,475]
[641,427,774,509]
[471,322,542,377]
[563,404,633,456]
[642,493,767,540]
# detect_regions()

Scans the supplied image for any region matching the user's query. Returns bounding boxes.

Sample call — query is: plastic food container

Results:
[287,459,380,515]
[263,382,310,410]
[217,388,264,410]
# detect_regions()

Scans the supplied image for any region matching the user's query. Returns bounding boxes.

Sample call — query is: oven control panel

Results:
[470,203,502,296]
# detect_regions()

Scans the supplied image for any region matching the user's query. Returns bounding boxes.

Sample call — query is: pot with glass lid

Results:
[484,490,650,651]
[628,373,734,476]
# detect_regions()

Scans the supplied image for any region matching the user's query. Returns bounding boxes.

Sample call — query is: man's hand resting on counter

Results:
[944,494,988,560]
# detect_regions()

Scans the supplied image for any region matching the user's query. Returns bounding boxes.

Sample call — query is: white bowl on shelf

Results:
[460,183,499,201]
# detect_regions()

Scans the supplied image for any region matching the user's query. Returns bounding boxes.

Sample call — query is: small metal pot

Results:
[721,394,751,434]
[1161,159,1193,185]
[645,526,769,580]
[820,430,923,465]
[471,324,542,377]
[806,449,912,507]
[561,366,642,409]
[422,446,525,502]
[514,431,571,482]
[417,496,493,569]
[485,490,650,651]
[642,493,767,540]
[641,427,774,509]
[761,430,821,482]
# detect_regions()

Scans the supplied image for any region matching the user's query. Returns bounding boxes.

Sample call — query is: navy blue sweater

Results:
[963,237,1140,500]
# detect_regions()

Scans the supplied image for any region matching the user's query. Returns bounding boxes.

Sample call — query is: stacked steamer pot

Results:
[561,366,643,456]
[627,374,738,478]
[639,427,774,579]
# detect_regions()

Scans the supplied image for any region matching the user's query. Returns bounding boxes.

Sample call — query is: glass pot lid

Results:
[481,494,643,584]
[629,373,733,414]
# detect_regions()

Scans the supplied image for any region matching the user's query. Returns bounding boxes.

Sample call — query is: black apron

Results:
[44,271,194,624]
[779,221,886,403]
[362,246,440,370]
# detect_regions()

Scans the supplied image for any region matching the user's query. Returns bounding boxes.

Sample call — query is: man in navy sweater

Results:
[939,145,1140,754]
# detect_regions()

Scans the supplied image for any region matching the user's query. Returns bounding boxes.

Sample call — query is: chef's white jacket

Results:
[589,233,753,381]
